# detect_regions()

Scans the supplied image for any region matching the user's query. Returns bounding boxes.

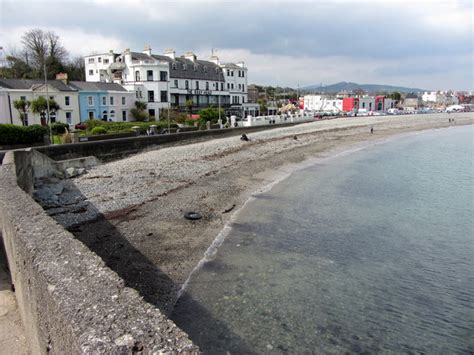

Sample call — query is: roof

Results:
[151,54,225,82]
[221,63,244,70]
[69,81,128,92]
[0,79,76,91]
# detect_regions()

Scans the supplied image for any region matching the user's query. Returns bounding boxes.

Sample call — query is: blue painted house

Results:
[69,82,135,122]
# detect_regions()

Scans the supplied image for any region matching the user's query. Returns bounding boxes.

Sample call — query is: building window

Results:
[121,96,126,105]
[65,96,70,106]
[183,64,187,71]
[242,84,245,92]
[193,65,197,71]
[110,110,115,120]
[88,69,93,75]
[241,71,245,77]
[231,83,234,90]
[196,81,199,90]
[122,110,127,121]
[185,80,189,89]
[227,83,230,89]
[135,70,141,81]
[206,82,209,90]
[88,58,94,64]
[369,103,372,110]
[160,71,167,81]
[20,96,26,101]
[231,71,234,77]
[88,111,94,119]
[102,96,106,105]
[160,91,168,102]
[227,70,230,76]
[362,102,366,108]
[110,96,114,105]
[88,96,94,106]
[147,70,153,81]
[221,83,224,91]
[104,59,109,64]
[148,91,154,102]
[148,109,155,118]
[174,79,178,88]
[102,110,108,121]
[238,84,241,90]
[172,63,177,70]
[98,57,102,63]
[204,66,208,72]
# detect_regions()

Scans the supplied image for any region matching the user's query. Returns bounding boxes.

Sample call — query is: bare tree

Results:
[21,29,67,72]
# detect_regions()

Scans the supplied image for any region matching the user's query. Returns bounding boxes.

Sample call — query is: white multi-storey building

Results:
[303,95,343,113]
[84,46,251,117]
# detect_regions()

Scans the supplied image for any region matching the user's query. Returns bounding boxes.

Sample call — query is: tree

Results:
[21,29,67,73]
[389,91,402,101]
[13,99,30,126]
[197,107,224,129]
[130,101,148,121]
[30,96,60,126]
[185,99,193,116]
[257,98,268,116]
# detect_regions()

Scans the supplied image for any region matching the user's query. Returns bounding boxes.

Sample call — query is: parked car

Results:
[75,123,86,130]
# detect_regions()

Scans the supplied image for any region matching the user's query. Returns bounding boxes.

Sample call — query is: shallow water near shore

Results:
[171,125,474,354]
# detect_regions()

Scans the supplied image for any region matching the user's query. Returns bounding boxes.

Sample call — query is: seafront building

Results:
[303,94,394,113]
[0,76,136,125]
[68,81,135,122]
[84,46,257,118]
[0,78,79,126]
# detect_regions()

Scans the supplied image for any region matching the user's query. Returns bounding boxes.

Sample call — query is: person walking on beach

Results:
[370,126,374,134]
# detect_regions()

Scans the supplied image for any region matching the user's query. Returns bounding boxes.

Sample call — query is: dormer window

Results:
[172,63,177,70]
[183,64,187,70]
[203,66,208,72]
[193,65,197,71]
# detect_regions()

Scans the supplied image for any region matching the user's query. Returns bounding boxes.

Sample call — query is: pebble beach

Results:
[35,112,474,314]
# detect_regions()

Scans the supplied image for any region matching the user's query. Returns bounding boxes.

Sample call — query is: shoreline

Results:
[34,113,474,315]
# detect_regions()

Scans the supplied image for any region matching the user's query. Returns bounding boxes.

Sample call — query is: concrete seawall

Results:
[0,150,199,354]
[1,121,314,164]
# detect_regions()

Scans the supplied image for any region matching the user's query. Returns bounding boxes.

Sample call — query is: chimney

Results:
[184,51,197,62]
[210,55,220,65]
[109,49,114,54]
[55,72,68,84]
[143,44,152,56]
[164,48,175,59]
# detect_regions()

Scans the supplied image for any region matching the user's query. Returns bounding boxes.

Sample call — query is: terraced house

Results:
[68,81,135,122]
[84,46,256,118]
[0,78,79,126]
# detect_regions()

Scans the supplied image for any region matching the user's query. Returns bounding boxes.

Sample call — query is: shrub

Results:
[91,127,107,135]
[85,119,102,130]
[50,122,69,135]
[130,108,148,122]
[0,124,48,145]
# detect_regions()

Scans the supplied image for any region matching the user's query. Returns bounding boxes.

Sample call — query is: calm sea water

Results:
[172,126,474,354]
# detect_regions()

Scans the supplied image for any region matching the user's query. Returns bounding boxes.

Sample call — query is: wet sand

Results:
[34,113,474,315]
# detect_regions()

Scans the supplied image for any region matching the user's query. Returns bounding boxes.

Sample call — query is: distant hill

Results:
[301,82,426,94]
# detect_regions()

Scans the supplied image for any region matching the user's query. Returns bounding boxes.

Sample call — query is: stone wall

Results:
[0,150,199,354]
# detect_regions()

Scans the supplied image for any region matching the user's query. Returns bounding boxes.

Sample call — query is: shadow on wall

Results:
[35,180,255,354]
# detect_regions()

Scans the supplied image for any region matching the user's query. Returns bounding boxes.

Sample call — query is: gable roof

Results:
[0,79,76,91]
[69,81,128,92]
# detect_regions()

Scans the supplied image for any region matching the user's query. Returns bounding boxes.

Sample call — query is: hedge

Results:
[84,119,178,135]
[0,124,48,145]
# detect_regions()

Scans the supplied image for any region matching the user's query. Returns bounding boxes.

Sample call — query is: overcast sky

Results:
[1,0,472,90]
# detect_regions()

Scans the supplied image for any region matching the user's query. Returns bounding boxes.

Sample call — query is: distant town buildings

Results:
[303,94,394,113]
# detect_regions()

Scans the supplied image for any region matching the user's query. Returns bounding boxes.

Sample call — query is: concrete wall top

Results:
[0,151,199,354]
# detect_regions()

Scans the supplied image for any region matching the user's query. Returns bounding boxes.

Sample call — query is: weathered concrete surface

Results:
[0,150,199,354]
[0,235,28,355]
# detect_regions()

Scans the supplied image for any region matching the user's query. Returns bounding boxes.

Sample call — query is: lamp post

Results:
[44,63,52,145]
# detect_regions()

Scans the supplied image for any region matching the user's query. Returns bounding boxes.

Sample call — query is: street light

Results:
[44,63,52,145]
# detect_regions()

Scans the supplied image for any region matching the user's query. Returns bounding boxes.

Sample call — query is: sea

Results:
[171,125,474,354]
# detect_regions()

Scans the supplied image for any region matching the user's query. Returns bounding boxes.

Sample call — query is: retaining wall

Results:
[0,150,199,354]
[1,120,315,164]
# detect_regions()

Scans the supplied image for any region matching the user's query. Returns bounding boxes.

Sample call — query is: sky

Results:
[0,0,473,91]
